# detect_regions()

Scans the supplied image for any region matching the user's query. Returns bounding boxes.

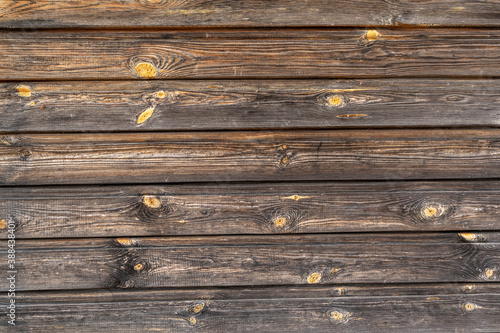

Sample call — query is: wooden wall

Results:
[1,1,500,331]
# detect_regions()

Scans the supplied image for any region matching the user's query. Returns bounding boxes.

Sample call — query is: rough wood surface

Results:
[2,284,499,332]
[2,79,500,132]
[1,129,499,185]
[2,29,500,80]
[2,233,499,291]
[1,0,500,28]
[2,181,500,239]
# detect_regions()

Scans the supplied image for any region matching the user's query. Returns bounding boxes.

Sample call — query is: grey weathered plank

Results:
[2,284,499,332]
[2,79,500,132]
[2,181,500,239]
[2,29,500,80]
[1,233,499,291]
[1,129,500,185]
[1,0,500,28]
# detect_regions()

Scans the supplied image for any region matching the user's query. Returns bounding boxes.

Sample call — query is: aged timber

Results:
[1,129,500,185]
[1,29,500,80]
[2,284,499,332]
[2,79,500,132]
[1,233,499,291]
[1,181,500,239]
[1,0,500,28]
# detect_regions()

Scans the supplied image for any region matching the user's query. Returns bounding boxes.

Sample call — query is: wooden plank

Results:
[2,79,500,132]
[2,181,500,239]
[1,233,499,291]
[1,1,500,28]
[2,285,499,332]
[2,29,500,80]
[1,129,500,185]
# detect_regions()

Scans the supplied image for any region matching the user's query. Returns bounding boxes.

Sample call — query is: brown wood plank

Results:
[2,79,500,132]
[2,233,499,291]
[2,285,500,332]
[1,129,500,185]
[2,29,500,80]
[2,181,500,239]
[1,1,500,28]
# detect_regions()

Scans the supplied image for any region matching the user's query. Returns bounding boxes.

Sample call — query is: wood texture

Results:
[2,233,499,291]
[2,181,500,239]
[2,29,500,80]
[2,284,499,332]
[1,1,500,28]
[2,79,500,132]
[1,129,500,185]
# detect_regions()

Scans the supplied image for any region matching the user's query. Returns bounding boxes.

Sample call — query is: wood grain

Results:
[2,181,500,239]
[2,284,500,332]
[2,79,500,132]
[1,1,500,28]
[2,29,500,80]
[1,233,499,291]
[1,129,500,185]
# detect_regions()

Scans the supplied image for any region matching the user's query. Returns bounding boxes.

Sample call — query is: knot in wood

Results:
[328,309,351,323]
[419,202,449,220]
[19,149,32,161]
[142,195,162,209]
[17,85,32,98]
[483,268,496,280]
[137,107,155,125]
[463,303,476,312]
[307,272,322,284]
[135,62,157,78]
[189,302,206,314]
[364,29,380,42]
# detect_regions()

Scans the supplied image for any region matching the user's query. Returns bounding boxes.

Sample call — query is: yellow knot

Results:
[463,303,476,311]
[330,311,344,321]
[459,233,477,242]
[365,29,380,42]
[142,195,161,208]
[307,272,322,284]
[116,238,133,246]
[135,63,157,78]
[134,263,144,271]
[273,217,287,228]
[485,268,495,279]
[137,107,155,125]
[17,85,32,98]
[187,317,197,325]
[0,219,6,229]
[327,95,343,106]
[462,284,475,293]
[189,303,205,314]
[156,90,167,99]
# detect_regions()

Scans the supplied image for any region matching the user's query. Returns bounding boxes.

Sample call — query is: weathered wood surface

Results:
[2,79,500,132]
[1,129,500,185]
[2,181,500,239]
[1,233,499,291]
[2,29,500,80]
[1,0,500,29]
[2,284,499,332]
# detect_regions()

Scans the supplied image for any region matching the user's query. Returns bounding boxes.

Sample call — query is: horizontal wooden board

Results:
[2,29,500,80]
[1,1,500,28]
[2,79,500,132]
[1,129,500,185]
[1,233,499,291]
[2,284,499,332]
[2,181,500,238]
